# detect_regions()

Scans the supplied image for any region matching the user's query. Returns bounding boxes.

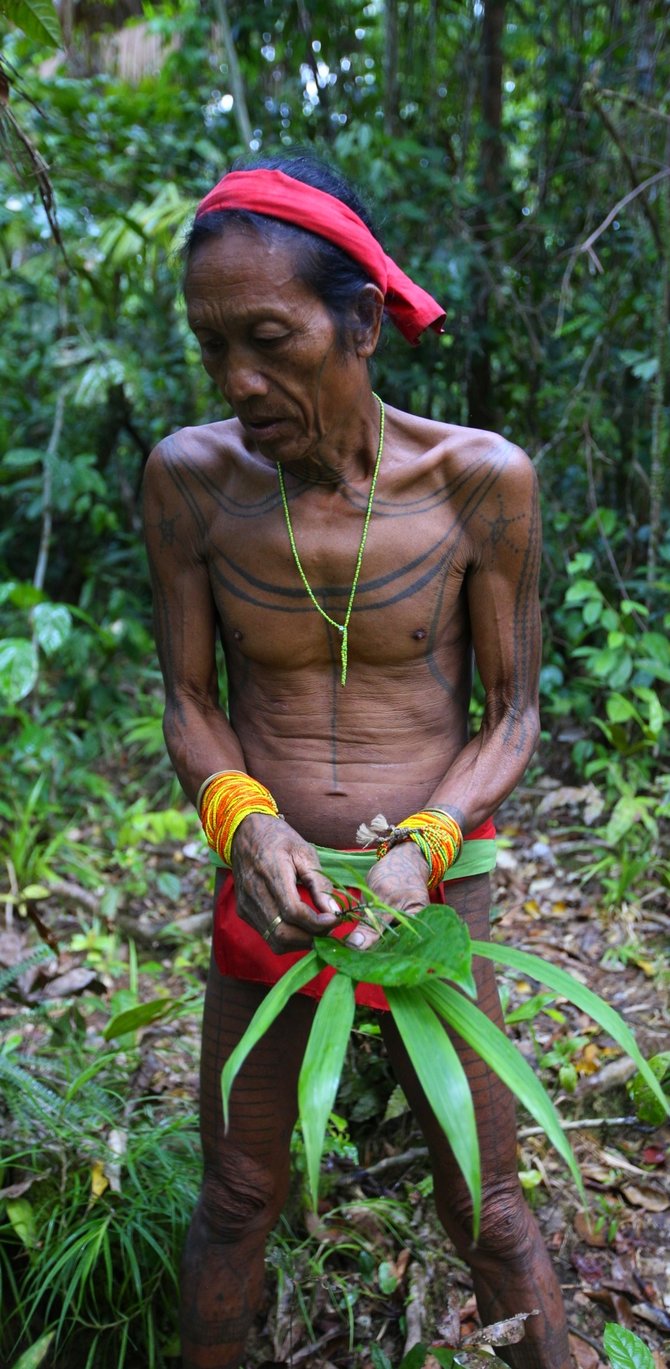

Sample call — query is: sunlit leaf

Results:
[603,1322,655,1369]
[298,973,355,1209]
[0,637,38,702]
[9,1331,56,1369]
[31,602,72,655]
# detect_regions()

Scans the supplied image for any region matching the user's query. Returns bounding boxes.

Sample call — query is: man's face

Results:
[185,227,363,466]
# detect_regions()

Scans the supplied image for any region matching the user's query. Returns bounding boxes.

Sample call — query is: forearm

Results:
[425,704,540,832]
[163,694,247,805]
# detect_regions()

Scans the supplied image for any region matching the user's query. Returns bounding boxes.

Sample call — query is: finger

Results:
[344,922,381,951]
[266,921,315,953]
[292,849,342,921]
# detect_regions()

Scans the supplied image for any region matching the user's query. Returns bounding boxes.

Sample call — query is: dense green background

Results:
[2,0,668,904]
[1,5,669,1364]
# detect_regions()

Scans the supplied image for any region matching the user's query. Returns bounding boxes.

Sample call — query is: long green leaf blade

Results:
[423,980,585,1204]
[298,974,355,1209]
[221,952,319,1127]
[386,985,481,1237]
[472,941,669,1117]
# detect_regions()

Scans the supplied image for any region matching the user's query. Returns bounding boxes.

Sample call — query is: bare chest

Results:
[205,489,472,672]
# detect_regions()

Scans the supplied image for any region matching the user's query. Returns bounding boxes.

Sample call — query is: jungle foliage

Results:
[0,0,669,1364]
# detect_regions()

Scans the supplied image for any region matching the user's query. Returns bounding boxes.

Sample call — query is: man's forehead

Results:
[185,240,313,322]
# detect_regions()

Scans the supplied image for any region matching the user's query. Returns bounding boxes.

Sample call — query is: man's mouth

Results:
[243,416,287,440]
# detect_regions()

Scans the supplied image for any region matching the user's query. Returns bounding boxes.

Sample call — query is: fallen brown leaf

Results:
[567,1333,603,1369]
[621,1183,669,1212]
[574,1211,608,1247]
[463,1308,539,1346]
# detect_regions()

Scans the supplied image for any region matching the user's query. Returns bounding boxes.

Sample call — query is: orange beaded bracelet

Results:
[375,807,463,889]
[199,770,280,866]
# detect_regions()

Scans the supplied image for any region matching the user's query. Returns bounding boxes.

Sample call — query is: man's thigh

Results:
[379,873,519,1198]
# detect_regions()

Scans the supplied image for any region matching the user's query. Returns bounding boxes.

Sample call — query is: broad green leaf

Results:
[10,1332,56,1369]
[603,1322,654,1369]
[472,942,669,1117]
[315,904,475,995]
[31,602,72,655]
[1,0,60,45]
[605,795,646,845]
[605,694,640,724]
[423,981,585,1202]
[6,1198,37,1249]
[298,974,355,1209]
[221,953,319,1127]
[0,637,38,702]
[103,998,175,1040]
[386,986,481,1237]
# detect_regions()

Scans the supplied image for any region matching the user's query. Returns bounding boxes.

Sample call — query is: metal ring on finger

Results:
[263,914,283,942]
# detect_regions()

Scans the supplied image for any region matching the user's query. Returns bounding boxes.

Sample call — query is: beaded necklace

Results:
[276,392,384,687]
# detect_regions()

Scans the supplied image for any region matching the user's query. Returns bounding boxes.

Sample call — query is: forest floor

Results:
[1,774,668,1369]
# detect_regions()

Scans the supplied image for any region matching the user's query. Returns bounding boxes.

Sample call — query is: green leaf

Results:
[423,981,585,1202]
[10,1332,56,1369]
[298,973,355,1209]
[221,953,320,1128]
[603,1322,655,1369]
[315,904,475,995]
[626,1052,670,1126]
[6,1198,37,1249]
[31,602,72,655]
[1,0,61,45]
[472,942,669,1118]
[386,985,481,1237]
[103,997,175,1040]
[0,637,38,702]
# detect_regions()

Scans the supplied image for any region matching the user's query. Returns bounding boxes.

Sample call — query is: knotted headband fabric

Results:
[195,169,445,346]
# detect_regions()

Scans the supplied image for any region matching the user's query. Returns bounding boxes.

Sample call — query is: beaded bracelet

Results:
[375,807,463,889]
[199,771,280,866]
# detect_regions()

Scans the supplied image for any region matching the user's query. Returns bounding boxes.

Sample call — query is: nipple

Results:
[412,628,427,641]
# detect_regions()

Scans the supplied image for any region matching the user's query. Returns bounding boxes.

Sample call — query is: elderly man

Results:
[143,153,569,1369]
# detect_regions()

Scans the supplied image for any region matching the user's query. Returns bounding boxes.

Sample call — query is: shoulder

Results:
[144,419,241,485]
[385,407,537,501]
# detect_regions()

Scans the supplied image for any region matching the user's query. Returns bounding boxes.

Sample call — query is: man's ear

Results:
[352,284,385,357]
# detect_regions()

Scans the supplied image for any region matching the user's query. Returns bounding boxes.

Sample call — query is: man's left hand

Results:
[345,840,430,950]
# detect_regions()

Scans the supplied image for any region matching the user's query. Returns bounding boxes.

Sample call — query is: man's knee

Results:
[440,1177,534,1263]
[197,1148,286,1244]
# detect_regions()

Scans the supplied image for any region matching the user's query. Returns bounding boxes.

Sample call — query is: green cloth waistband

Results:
[209,839,497,886]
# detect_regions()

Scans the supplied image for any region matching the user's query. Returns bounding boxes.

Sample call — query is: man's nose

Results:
[221,352,268,405]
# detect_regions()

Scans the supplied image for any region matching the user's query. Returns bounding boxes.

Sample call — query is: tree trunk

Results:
[466,0,505,432]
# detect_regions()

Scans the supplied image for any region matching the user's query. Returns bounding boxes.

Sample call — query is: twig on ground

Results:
[362,1145,429,1178]
[518,1115,637,1138]
[568,1322,606,1353]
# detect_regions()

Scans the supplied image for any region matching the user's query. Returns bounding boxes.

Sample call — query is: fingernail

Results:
[327,898,341,915]
[346,931,366,948]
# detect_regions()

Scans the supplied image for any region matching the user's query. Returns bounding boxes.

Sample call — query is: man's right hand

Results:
[230,814,342,952]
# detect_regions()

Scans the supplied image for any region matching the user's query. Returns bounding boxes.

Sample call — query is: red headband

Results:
[195,169,445,346]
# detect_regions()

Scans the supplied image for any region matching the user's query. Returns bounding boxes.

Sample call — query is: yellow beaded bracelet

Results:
[199,771,280,866]
[375,808,463,889]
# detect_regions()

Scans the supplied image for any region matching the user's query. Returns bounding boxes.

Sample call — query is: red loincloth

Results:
[212,819,496,1011]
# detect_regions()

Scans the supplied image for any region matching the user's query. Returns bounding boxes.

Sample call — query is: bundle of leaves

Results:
[222,899,669,1230]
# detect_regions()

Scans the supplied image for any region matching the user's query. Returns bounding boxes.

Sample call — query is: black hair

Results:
[184,150,383,351]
